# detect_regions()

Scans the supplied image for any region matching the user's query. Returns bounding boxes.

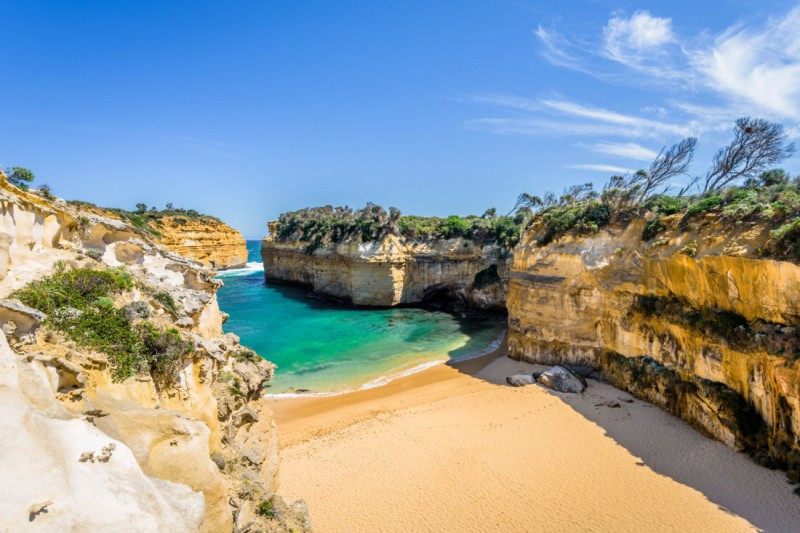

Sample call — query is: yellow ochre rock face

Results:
[152,216,248,270]
[508,214,800,474]
[261,232,507,309]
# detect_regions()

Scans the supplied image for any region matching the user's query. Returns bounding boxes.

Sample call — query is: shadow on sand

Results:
[448,338,800,533]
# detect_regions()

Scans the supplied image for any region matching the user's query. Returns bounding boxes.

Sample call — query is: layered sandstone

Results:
[507,214,800,477]
[152,216,248,270]
[261,229,506,310]
[0,174,308,532]
[69,203,248,270]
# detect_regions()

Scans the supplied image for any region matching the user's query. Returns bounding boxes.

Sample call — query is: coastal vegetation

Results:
[270,118,798,259]
[67,199,222,239]
[13,265,193,381]
[509,118,798,252]
[272,203,525,251]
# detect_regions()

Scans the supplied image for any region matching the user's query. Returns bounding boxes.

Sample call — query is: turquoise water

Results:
[216,241,505,395]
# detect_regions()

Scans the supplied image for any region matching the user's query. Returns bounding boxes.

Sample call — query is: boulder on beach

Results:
[537,366,586,393]
[506,374,536,387]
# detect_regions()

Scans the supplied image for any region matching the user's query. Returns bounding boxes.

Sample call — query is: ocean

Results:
[216,240,505,395]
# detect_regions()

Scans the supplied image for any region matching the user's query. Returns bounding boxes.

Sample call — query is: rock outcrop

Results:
[0,172,308,532]
[152,216,248,270]
[507,214,800,479]
[68,202,248,270]
[262,226,507,310]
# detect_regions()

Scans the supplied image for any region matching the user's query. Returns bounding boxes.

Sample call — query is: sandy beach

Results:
[268,339,800,533]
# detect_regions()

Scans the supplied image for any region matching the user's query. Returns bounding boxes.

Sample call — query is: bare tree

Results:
[701,118,795,193]
[508,193,542,216]
[633,137,697,202]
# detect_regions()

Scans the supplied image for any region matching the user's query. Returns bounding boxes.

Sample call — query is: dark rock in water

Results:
[532,371,543,380]
[537,366,586,393]
[564,364,594,379]
[506,374,536,387]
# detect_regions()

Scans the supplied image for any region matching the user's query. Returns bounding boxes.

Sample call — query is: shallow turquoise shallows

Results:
[216,241,505,395]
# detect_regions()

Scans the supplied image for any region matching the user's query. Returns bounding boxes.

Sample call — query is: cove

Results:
[216,241,506,395]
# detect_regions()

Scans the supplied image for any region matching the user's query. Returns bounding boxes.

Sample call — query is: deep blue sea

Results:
[216,241,505,395]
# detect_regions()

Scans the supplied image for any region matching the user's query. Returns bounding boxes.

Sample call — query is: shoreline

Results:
[264,330,507,400]
[269,341,800,532]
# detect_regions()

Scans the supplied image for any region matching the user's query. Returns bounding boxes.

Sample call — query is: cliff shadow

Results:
[454,351,800,533]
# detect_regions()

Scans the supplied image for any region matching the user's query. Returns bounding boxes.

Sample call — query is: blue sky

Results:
[2,0,799,238]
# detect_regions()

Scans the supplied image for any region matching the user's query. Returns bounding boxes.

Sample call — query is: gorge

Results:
[260,190,800,488]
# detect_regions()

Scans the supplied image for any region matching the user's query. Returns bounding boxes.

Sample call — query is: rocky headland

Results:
[0,171,308,532]
[69,201,248,270]
[261,207,518,310]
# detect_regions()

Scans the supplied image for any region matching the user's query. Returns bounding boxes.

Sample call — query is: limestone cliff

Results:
[151,216,248,270]
[0,174,309,532]
[69,202,248,270]
[262,227,507,310]
[507,213,800,479]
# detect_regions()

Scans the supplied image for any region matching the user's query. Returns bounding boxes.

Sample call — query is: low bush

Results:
[153,291,179,314]
[538,201,609,245]
[256,500,275,518]
[683,195,723,220]
[84,248,104,261]
[273,204,525,249]
[232,349,261,363]
[14,267,193,381]
[14,268,133,314]
[645,195,686,216]
[642,217,666,241]
[767,218,800,261]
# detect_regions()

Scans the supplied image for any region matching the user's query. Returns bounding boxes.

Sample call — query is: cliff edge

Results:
[508,213,800,480]
[0,173,308,532]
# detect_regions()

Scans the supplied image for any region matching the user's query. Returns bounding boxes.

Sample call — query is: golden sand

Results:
[268,341,800,532]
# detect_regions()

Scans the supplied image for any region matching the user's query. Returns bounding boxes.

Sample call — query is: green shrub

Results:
[256,500,275,518]
[14,268,133,314]
[95,296,115,310]
[232,349,261,363]
[136,324,193,380]
[767,218,800,261]
[7,166,35,190]
[440,215,470,238]
[683,196,723,220]
[123,300,151,320]
[13,267,192,381]
[85,248,104,261]
[645,195,686,216]
[272,204,525,249]
[539,201,609,245]
[153,291,179,314]
[487,218,521,249]
[642,217,665,241]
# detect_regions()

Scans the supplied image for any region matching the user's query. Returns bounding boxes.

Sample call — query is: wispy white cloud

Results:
[539,99,693,136]
[564,163,636,173]
[467,93,541,112]
[583,141,658,161]
[534,25,596,75]
[535,7,800,123]
[465,117,655,138]
[604,11,675,68]
[690,6,800,119]
[466,93,698,140]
